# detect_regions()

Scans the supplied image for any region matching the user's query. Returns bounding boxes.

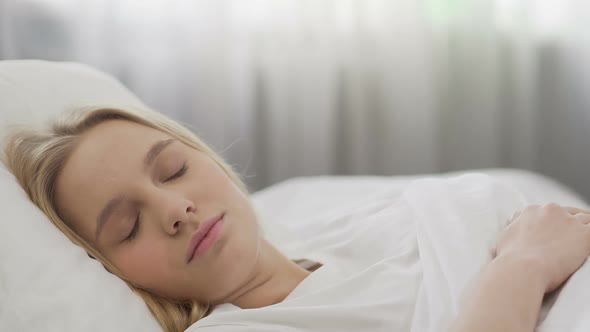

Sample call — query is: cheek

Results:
[115,242,170,285]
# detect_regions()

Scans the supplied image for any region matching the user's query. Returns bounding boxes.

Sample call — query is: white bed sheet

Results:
[251,168,588,259]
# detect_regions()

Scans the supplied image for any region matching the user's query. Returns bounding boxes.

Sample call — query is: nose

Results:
[162,196,196,235]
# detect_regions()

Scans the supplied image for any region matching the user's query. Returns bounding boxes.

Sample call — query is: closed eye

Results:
[125,213,141,242]
[165,163,188,182]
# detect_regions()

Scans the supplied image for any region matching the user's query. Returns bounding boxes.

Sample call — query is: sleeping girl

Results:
[3,106,590,332]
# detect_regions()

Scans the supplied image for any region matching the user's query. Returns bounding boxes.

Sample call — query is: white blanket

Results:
[189,173,590,331]
[409,174,590,331]
[408,173,526,331]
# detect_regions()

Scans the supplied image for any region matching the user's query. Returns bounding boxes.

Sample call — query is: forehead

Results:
[62,119,170,180]
[54,120,170,235]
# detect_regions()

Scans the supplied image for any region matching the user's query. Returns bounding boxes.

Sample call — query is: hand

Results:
[495,203,590,293]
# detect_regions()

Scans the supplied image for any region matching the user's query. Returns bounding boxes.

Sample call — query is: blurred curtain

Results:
[1,0,590,197]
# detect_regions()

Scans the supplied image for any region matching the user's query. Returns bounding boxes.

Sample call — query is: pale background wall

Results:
[2,0,590,200]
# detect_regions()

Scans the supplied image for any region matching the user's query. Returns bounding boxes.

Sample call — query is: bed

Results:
[1,60,588,331]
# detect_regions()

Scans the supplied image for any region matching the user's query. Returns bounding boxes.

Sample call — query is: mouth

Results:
[186,213,225,263]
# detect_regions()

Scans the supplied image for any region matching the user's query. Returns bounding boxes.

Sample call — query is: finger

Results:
[512,205,541,220]
[542,203,566,215]
[565,206,590,216]
[575,213,590,225]
[524,204,542,213]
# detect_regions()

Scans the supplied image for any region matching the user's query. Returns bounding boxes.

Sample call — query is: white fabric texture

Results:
[252,168,589,258]
[191,173,590,331]
[0,60,147,133]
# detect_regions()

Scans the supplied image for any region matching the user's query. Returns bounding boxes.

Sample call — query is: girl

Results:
[4,106,590,332]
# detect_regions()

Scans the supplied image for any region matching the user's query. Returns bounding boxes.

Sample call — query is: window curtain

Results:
[1,0,589,198]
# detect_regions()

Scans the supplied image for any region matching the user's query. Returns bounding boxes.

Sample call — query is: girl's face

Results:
[54,119,261,303]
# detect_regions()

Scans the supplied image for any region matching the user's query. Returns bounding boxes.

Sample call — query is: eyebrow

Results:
[144,138,176,170]
[95,138,176,240]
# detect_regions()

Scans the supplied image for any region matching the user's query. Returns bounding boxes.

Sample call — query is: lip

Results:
[186,213,225,263]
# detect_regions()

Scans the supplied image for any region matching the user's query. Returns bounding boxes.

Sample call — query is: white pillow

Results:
[0,60,147,131]
[0,60,161,331]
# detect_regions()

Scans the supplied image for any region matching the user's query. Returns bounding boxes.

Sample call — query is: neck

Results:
[218,239,311,309]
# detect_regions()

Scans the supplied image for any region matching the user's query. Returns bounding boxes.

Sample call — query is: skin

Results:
[451,204,590,332]
[54,119,310,308]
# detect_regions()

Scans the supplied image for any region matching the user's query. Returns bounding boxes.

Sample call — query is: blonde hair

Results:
[1,105,249,332]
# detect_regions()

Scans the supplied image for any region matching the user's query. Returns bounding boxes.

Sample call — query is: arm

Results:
[450,255,545,332]
[451,204,590,332]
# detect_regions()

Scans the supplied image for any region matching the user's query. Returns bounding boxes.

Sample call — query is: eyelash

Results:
[125,163,189,242]
[165,163,188,182]
[125,213,140,241]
